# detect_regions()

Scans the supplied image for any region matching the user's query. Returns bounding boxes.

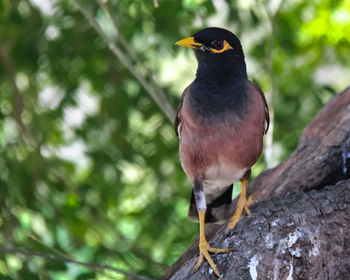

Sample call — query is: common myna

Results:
[175,27,269,276]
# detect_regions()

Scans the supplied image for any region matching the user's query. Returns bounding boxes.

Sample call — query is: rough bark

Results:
[170,180,350,280]
[162,87,350,280]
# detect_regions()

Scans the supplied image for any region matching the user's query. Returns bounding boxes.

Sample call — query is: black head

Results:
[176,27,247,79]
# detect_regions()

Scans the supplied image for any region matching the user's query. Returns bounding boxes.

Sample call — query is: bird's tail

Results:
[188,185,233,224]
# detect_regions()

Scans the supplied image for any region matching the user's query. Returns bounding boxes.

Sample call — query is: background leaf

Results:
[0,0,349,279]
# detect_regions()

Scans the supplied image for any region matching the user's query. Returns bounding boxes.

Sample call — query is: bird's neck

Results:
[196,60,247,81]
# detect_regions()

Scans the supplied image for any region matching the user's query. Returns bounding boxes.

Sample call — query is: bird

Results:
[175,27,269,277]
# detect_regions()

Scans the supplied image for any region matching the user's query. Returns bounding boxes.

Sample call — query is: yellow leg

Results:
[193,210,233,276]
[226,179,254,230]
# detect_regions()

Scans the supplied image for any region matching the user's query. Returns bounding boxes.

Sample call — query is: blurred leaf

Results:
[0,0,349,279]
[76,272,96,280]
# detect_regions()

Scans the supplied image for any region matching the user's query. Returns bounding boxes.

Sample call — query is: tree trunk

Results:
[162,86,350,280]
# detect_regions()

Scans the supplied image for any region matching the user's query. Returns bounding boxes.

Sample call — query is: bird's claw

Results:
[193,240,232,277]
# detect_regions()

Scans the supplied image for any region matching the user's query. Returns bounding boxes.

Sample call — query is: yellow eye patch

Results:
[209,40,233,53]
[176,37,233,54]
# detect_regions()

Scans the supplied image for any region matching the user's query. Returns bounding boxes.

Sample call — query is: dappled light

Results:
[0,0,350,279]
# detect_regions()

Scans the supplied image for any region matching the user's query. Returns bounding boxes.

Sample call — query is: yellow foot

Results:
[193,239,232,277]
[226,180,254,231]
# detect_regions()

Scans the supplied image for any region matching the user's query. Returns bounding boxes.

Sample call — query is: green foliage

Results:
[0,0,349,279]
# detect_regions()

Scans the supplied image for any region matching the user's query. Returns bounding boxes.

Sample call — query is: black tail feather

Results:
[188,185,233,224]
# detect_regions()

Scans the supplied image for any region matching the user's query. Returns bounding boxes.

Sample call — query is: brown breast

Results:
[178,81,266,183]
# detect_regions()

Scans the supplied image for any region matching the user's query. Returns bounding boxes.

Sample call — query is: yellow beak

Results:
[175,37,202,49]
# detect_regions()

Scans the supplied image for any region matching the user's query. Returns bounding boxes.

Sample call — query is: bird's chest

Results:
[179,123,250,175]
[178,97,262,184]
[179,124,249,203]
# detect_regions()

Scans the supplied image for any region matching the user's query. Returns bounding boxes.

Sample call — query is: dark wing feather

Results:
[251,82,270,134]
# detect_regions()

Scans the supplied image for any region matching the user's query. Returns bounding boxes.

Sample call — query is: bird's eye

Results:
[211,40,223,49]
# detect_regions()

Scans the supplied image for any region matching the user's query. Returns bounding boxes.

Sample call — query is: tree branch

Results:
[96,0,156,85]
[2,247,152,280]
[0,41,38,148]
[168,179,350,279]
[0,43,26,133]
[73,0,175,122]
[96,0,171,113]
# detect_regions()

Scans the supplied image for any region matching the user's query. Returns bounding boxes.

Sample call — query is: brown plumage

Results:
[175,27,269,276]
[176,81,268,222]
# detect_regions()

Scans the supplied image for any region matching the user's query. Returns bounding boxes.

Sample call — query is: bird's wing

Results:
[250,82,270,134]
[174,86,189,138]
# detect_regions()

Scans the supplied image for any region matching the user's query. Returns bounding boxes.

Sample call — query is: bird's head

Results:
[176,27,246,78]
